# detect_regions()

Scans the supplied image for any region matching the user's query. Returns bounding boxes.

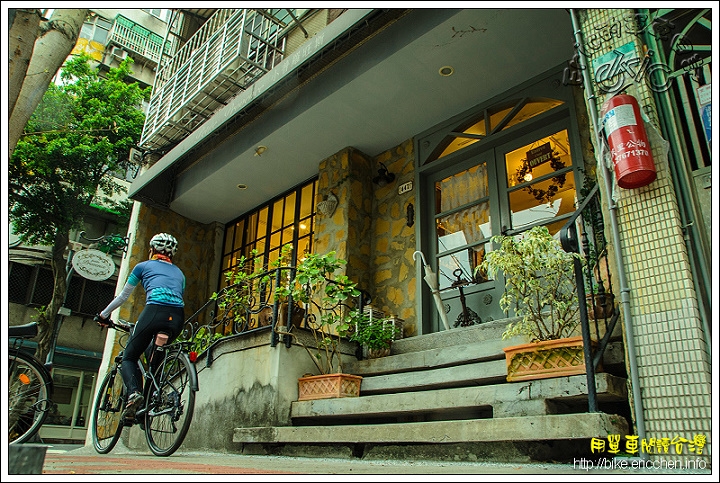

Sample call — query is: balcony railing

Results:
[139,9,294,151]
[107,15,172,64]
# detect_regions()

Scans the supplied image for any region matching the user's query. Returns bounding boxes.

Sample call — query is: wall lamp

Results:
[372,162,395,187]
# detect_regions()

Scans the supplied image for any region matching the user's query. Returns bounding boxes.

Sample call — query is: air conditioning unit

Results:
[129,148,144,163]
[110,46,128,60]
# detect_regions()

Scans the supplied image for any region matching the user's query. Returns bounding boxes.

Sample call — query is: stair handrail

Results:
[559,182,621,412]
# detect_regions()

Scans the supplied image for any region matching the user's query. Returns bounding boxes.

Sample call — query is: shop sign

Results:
[72,249,116,281]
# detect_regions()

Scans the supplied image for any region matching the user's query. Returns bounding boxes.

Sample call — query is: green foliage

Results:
[348,313,401,351]
[479,225,583,341]
[276,251,362,374]
[9,52,151,246]
[211,250,262,328]
[186,327,223,354]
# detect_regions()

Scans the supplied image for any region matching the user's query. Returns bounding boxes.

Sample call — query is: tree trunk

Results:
[36,231,70,364]
[8,9,41,117]
[9,8,87,157]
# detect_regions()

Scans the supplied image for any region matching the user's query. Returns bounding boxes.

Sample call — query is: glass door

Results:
[430,150,506,329]
[428,120,579,332]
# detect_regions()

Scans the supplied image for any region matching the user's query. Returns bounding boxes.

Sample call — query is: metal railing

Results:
[108,15,173,64]
[140,9,291,150]
[559,182,621,412]
[179,266,368,366]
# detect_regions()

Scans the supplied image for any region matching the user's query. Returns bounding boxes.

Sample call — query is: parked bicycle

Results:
[8,322,54,444]
[91,318,199,457]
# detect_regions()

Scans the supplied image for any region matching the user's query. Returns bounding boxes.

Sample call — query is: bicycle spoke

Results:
[9,354,51,444]
[91,370,125,453]
[145,351,195,456]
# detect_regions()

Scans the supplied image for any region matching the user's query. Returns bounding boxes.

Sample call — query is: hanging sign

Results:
[526,143,554,168]
[72,249,116,281]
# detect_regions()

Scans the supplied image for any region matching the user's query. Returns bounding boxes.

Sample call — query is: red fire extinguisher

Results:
[601,94,657,189]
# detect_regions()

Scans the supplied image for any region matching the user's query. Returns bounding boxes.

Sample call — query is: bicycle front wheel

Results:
[91,368,125,453]
[9,352,52,444]
[145,350,196,457]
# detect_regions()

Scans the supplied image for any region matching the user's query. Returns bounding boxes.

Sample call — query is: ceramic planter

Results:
[297,373,362,401]
[503,336,599,382]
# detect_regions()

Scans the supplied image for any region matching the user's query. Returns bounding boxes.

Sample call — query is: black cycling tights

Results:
[121,304,184,395]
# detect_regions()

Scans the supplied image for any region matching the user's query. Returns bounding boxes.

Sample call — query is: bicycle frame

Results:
[134,342,199,420]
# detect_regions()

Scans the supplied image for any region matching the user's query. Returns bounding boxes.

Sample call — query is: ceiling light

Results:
[237,183,248,190]
[254,146,267,156]
[439,66,454,77]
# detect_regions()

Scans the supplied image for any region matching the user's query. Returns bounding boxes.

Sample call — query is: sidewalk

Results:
[7,442,715,479]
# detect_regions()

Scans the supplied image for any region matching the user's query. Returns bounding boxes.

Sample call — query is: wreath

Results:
[515,151,567,204]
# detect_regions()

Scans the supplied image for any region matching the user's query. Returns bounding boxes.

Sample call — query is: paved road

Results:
[5,443,715,479]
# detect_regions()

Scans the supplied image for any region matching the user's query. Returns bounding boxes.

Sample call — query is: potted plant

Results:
[478,225,592,382]
[586,282,615,320]
[348,312,402,359]
[275,250,363,400]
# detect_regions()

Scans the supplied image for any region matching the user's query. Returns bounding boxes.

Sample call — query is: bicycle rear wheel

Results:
[145,350,196,457]
[91,367,125,453]
[9,352,52,444]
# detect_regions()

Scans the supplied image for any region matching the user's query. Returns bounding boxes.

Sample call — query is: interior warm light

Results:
[524,172,533,182]
[299,223,307,230]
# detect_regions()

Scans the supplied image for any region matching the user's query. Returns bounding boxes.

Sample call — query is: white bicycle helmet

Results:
[149,233,178,257]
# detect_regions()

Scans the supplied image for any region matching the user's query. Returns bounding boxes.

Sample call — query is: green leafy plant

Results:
[208,249,263,333]
[9,52,151,362]
[349,313,401,351]
[479,225,583,341]
[183,327,222,355]
[275,251,361,374]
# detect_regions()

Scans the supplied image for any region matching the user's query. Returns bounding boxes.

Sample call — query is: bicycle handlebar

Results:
[94,315,133,333]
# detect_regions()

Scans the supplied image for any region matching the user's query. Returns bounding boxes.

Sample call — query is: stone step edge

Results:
[345,338,506,376]
[290,372,627,420]
[233,412,630,444]
[359,359,508,394]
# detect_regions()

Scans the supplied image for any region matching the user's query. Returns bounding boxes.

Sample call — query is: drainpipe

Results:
[570,9,647,458]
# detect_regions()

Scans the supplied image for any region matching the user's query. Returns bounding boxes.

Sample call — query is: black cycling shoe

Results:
[122,391,144,422]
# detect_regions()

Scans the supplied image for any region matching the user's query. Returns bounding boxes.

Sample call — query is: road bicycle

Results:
[90,318,199,457]
[8,322,54,444]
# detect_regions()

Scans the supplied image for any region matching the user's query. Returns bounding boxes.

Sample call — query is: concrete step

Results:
[290,373,628,422]
[391,318,522,354]
[234,412,630,444]
[358,359,507,395]
[344,338,505,377]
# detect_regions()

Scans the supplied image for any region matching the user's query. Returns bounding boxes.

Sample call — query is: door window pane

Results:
[435,162,491,289]
[505,129,576,230]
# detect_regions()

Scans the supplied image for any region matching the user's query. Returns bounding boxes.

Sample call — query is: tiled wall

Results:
[577,8,712,463]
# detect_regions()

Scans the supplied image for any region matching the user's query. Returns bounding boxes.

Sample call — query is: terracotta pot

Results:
[297,373,362,401]
[586,292,615,319]
[503,336,599,382]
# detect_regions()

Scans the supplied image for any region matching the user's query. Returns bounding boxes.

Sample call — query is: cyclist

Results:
[95,233,186,423]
